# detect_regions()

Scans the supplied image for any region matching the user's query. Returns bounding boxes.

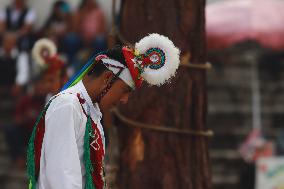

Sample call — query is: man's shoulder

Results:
[56,91,81,102]
[48,92,81,111]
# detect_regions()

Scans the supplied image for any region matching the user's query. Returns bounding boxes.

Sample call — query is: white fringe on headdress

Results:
[32,38,57,67]
[135,33,180,86]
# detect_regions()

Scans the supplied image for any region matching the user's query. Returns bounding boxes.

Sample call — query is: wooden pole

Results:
[114,0,211,188]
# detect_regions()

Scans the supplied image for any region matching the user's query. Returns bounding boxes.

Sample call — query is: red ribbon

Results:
[122,47,143,88]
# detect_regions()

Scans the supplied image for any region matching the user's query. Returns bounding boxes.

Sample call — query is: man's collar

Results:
[76,80,102,121]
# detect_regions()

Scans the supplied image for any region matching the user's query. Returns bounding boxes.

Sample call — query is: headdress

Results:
[32,38,64,74]
[61,33,180,91]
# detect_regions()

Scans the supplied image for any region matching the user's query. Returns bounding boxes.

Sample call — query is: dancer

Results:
[27,33,180,189]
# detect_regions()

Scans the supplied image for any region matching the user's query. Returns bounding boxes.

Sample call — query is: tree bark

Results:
[115,0,210,189]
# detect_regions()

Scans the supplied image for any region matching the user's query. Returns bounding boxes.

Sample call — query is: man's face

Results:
[41,71,63,94]
[99,79,132,112]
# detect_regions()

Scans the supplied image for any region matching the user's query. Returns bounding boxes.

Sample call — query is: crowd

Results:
[0,0,108,170]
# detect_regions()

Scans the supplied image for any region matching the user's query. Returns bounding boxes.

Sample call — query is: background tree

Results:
[113,0,211,189]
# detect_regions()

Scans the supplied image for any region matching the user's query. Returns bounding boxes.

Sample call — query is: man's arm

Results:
[43,100,83,189]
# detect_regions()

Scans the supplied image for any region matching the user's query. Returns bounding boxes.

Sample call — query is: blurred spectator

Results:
[74,0,107,53]
[31,38,68,100]
[4,51,67,170]
[40,1,80,72]
[40,58,68,101]
[4,78,46,170]
[0,0,36,51]
[0,32,29,95]
[43,1,72,52]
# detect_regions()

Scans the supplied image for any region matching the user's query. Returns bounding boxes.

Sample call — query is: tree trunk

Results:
[115,0,210,189]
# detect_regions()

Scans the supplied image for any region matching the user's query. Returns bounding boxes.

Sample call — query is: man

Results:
[0,0,36,51]
[0,33,30,165]
[31,38,67,101]
[0,32,29,95]
[27,33,180,189]
[75,0,107,51]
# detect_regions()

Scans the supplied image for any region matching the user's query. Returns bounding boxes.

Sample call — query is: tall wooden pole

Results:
[115,0,211,188]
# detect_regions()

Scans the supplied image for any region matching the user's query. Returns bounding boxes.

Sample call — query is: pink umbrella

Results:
[206,0,284,50]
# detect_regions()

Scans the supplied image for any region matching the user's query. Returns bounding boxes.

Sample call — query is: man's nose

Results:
[120,94,129,104]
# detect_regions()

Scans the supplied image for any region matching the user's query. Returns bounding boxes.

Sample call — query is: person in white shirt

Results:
[0,32,29,95]
[27,33,180,189]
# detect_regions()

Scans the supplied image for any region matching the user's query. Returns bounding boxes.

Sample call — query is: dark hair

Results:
[44,0,70,28]
[87,45,127,77]
[87,60,108,77]
[105,46,127,67]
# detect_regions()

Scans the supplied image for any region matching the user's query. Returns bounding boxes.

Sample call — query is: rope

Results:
[181,62,212,70]
[112,108,214,137]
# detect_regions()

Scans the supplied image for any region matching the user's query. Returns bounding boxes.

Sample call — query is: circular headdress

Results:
[122,33,180,88]
[32,38,57,67]
[135,33,180,86]
[32,38,64,74]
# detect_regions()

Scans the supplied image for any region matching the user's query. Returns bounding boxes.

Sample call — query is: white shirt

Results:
[0,6,36,25]
[37,80,104,189]
[0,49,29,86]
[16,51,29,86]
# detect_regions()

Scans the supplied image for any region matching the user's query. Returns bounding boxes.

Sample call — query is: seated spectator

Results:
[31,38,68,100]
[43,0,71,52]
[0,32,29,96]
[0,34,29,168]
[40,1,81,71]
[3,38,67,170]
[73,0,107,54]
[39,56,68,101]
[4,78,47,170]
[0,0,36,51]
